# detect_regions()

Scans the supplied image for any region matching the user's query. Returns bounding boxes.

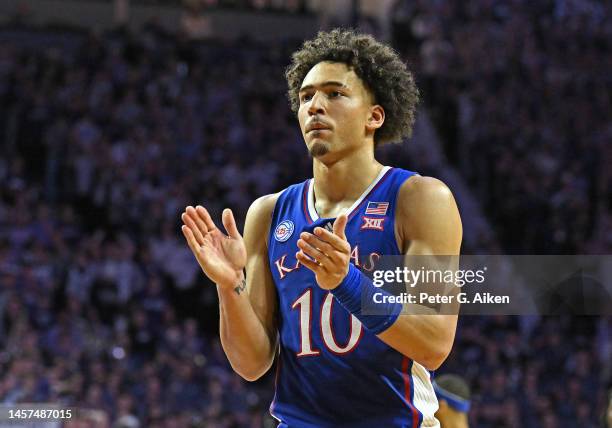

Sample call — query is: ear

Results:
[366,105,385,132]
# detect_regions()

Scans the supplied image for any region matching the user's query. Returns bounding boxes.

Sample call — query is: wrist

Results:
[330,264,402,334]
[331,264,360,299]
[327,264,352,291]
[217,270,245,294]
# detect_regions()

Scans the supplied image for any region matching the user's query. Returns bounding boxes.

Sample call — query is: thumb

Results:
[333,214,348,240]
[222,208,241,240]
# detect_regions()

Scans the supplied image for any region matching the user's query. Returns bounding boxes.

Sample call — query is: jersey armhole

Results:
[392,172,420,254]
[266,183,302,251]
[267,192,283,252]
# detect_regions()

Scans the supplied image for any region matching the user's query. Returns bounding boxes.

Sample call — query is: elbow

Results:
[421,353,448,371]
[422,318,457,370]
[232,359,274,382]
[419,350,449,371]
[238,370,266,382]
[420,340,454,371]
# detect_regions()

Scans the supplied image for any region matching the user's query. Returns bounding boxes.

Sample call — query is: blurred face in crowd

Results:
[435,400,469,428]
[607,393,612,427]
[297,61,384,161]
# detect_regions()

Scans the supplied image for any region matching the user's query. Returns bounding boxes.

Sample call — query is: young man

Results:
[181,29,462,427]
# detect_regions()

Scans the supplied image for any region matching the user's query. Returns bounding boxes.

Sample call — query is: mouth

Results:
[307,129,331,135]
[306,122,332,133]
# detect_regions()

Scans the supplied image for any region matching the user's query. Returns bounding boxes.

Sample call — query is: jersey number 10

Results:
[291,288,363,356]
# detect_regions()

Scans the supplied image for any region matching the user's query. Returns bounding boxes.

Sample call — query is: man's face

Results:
[297,61,378,160]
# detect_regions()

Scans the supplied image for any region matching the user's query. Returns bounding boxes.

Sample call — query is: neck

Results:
[311,144,383,217]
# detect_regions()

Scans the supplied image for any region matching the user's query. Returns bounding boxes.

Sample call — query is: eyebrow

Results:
[299,81,349,92]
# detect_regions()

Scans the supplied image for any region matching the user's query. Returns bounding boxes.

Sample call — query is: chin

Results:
[308,141,330,157]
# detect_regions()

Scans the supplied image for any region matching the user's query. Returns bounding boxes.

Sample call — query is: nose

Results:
[307,91,326,116]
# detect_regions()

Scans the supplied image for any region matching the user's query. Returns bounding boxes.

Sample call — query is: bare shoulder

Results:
[396,175,462,253]
[397,175,456,213]
[247,193,281,219]
[244,193,282,247]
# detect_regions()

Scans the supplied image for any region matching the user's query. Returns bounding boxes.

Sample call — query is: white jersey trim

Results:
[307,166,392,221]
[411,361,440,427]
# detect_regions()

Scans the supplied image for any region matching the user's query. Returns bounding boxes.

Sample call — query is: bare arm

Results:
[218,195,279,381]
[181,194,279,381]
[377,176,463,370]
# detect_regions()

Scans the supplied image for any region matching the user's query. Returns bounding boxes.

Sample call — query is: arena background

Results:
[0,0,610,427]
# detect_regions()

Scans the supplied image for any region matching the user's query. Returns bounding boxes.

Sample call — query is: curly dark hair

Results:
[285,29,419,146]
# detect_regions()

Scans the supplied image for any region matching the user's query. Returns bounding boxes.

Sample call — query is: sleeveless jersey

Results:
[267,167,440,428]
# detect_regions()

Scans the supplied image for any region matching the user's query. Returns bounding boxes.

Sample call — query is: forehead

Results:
[300,61,365,91]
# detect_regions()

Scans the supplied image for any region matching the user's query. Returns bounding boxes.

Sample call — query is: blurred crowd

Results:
[392,0,612,254]
[388,0,612,425]
[0,1,611,426]
[180,0,308,13]
[0,25,294,427]
[446,315,611,427]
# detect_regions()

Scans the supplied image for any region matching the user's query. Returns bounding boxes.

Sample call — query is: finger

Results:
[186,206,209,237]
[333,214,348,240]
[181,225,200,255]
[195,205,217,231]
[222,208,241,240]
[300,232,341,263]
[313,225,350,253]
[297,238,331,269]
[182,212,205,246]
[296,251,322,272]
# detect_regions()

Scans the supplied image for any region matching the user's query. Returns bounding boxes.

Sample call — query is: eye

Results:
[329,91,341,98]
[300,93,312,102]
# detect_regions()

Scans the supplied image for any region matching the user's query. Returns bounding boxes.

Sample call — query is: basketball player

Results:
[181,29,462,427]
[433,374,471,428]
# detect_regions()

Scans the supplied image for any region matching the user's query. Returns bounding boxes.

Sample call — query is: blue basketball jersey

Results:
[267,167,440,428]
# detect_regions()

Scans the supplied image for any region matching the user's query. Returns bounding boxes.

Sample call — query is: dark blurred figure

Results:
[604,388,612,428]
[434,374,471,428]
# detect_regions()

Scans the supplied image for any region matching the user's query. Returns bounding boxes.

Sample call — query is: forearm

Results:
[331,264,456,370]
[217,278,277,381]
[180,199,279,380]
[378,313,457,370]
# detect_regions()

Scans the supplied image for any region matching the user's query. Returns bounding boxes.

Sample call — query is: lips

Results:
[306,121,332,133]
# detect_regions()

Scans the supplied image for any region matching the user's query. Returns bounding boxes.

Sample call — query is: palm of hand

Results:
[199,228,246,282]
[181,206,246,289]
